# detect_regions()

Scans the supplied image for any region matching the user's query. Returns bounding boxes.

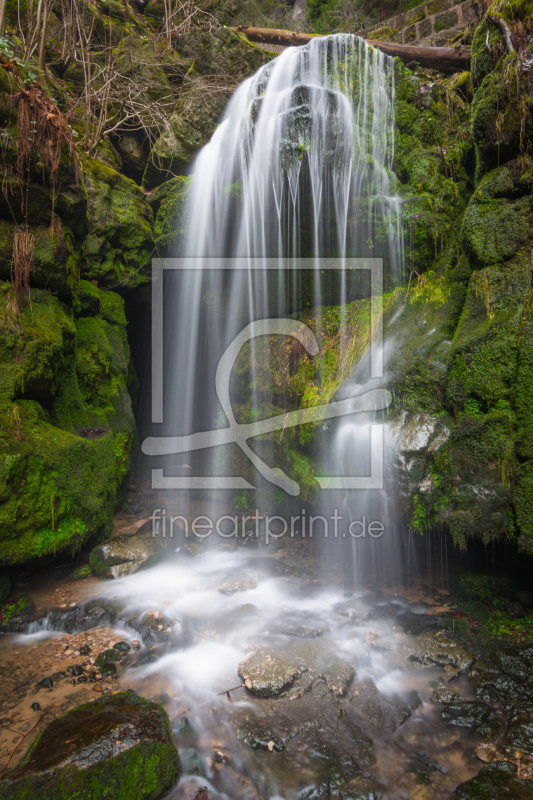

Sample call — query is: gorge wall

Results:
[0,0,532,574]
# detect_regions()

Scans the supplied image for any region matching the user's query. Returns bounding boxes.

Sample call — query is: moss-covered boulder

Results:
[0,592,33,634]
[0,287,135,565]
[0,691,179,799]
[153,176,190,255]
[461,164,533,268]
[82,159,154,288]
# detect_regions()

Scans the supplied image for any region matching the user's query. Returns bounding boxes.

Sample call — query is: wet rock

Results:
[334,599,368,622]
[238,719,287,752]
[475,742,497,763]
[238,649,304,698]
[38,677,53,689]
[400,633,475,673]
[349,681,418,735]
[113,641,131,653]
[407,752,446,785]
[442,664,461,683]
[431,685,464,703]
[67,665,85,677]
[131,615,176,645]
[218,576,257,594]
[44,606,80,634]
[80,598,128,629]
[0,593,34,634]
[30,703,41,711]
[492,643,533,685]
[456,760,533,799]
[441,701,502,738]
[95,648,124,667]
[336,777,384,799]
[500,702,533,756]
[100,663,117,678]
[89,527,167,579]
[316,655,355,697]
[69,564,92,582]
[0,690,179,799]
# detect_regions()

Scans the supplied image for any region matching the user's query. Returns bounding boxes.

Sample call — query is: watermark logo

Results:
[150,508,385,541]
[142,258,391,495]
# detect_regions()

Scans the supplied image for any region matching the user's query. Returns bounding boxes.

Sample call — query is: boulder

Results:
[0,593,34,634]
[456,760,533,799]
[400,632,475,673]
[0,691,179,799]
[89,526,166,578]
[441,700,501,738]
[238,648,304,698]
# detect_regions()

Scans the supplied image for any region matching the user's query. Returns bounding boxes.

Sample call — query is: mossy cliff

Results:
[385,1,533,553]
[0,8,272,567]
[213,10,533,553]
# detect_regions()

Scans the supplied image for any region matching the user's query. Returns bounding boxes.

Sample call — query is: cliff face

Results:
[0,0,532,567]
[0,8,271,566]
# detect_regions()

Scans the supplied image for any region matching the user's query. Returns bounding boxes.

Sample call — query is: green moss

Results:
[82,158,154,288]
[0,592,32,624]
[154,176,191,256]
[0,286,134,566]
[0,692,180,800]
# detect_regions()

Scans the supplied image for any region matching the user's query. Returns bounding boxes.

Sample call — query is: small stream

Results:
[0,511,487,799]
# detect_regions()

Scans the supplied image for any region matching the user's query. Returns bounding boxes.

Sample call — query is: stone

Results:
[500,703,533,757]
[475,743,497,763]
[238,649,304,698]
[397,414,438,453]
[0,691,179,800]
[456,761,533,799]
[69,564,92,582]
[441,701,502,738]
[400,633,476,673]
[95,649,124,667]
[113,641,131,653]
[89,526,166,579]
[0,593,34,634]
[431,685,464,703]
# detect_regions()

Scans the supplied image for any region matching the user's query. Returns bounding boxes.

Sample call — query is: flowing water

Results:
[143,32,404,583]
[2,35,485,798]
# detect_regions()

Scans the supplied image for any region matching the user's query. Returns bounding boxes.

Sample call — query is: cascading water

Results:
[144,34,404,584]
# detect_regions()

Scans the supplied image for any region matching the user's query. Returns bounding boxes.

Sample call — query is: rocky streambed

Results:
[0,526,533,799]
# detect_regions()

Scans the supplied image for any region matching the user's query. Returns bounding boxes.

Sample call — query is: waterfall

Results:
[144,34,404,584]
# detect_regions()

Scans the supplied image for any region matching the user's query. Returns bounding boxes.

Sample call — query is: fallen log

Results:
[229,25,471,72]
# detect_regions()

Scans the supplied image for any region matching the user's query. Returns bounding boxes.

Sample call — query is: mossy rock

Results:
[471,65,533,179]
[69,563,91,581]
[0,288,135,565]
[0,592,34,633]
[82,158,154,288]
[142,28,271,189]
[0,691,179,799]
[154,176,190,255]
[461,166,533,268]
